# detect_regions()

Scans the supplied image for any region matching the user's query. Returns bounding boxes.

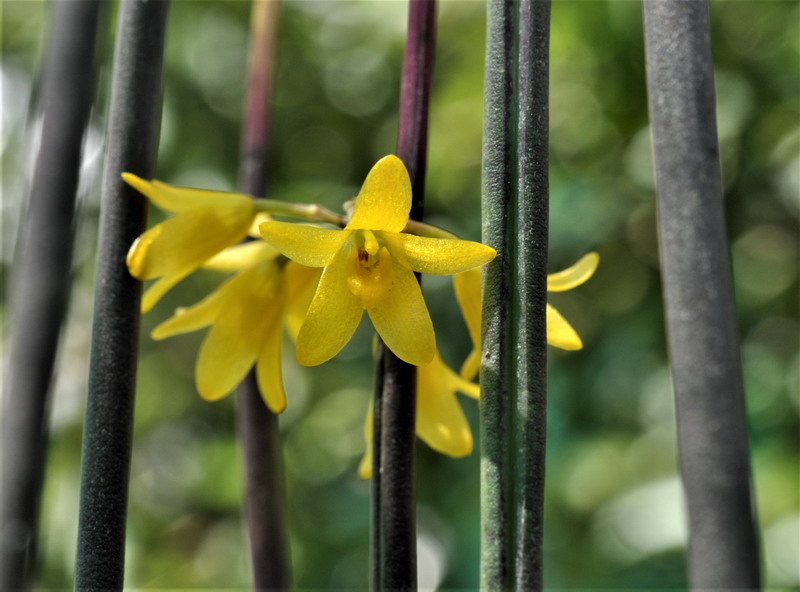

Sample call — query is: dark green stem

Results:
[236,1,290,589]
[74,1,169,589]
[372,1,436,590]
[480,0,550,589]
[643,1,761,588]
[0,2,101,589]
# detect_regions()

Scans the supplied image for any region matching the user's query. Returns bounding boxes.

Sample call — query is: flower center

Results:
[347,230,392,308]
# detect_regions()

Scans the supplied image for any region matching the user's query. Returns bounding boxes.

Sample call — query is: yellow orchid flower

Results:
[259,155,497,367]
[358,350,480,479]
[455,252,599,379]
[123,174,257,313]
[150,241,320,413]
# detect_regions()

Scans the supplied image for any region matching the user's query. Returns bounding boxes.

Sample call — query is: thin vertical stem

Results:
[480,0,550,589]
[0,2,100,589]
[642,2,761,589]
[235,1,290,590]
[371,1,436,590]
[74,1,169,589]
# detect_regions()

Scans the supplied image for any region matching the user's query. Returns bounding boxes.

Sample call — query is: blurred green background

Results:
[2,0,798,589]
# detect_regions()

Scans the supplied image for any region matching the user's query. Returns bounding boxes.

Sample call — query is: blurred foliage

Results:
[2,0,798,590]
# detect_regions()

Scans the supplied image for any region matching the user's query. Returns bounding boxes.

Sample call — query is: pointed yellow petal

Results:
[358,401,374,480]
[151,288,226,340]
[283,262,321,342]
[453,268,482,351]
[122,173,252,213]
[296,246,363,366]
[195,262,282,399]
[345,155,411,233]
[127,203,254,280]
[367,261,434,366]
[547,303,583,350]
[256,317,286,413]
[382,232,496,276]
[547,252,599,292]
[259,221,349,268]
[448,367,480,400]
[416,354,473,457]
[140,275,182,313]
[460,349,481,382]
[203,241,278,272]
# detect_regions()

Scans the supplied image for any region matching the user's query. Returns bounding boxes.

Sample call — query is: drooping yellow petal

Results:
[381,232,496,275]
[140,273,186,314]
[460,349,481,382]
[345,155,411,233]
[367,260,434,366]
[547,252,599,292]
[283,262,322,342]
[259,221,349,268]
[358,401,374,480]
[296,246,363,366]
[454,268,482,351]
[195,262,282,399]
[256,316,286,413]
[416,353,473,457]
[151,287,227,340]
[122,173,253,213]
[546,303,583,350]
[203,241,278,272]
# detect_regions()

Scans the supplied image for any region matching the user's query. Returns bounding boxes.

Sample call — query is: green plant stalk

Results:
[480,0,550,589]
[75,0,169,589]
[235,1,290,590]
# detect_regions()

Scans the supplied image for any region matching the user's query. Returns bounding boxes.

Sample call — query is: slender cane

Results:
[235,1,291,589]
[74,1,169,589]
[371,1,437,590]
[643,1,761,588]
[0,1,100,588]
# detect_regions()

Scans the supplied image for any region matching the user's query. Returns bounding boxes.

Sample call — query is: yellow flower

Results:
[358,350,479,479]
[124,174,257,313]
[259,155,496,367]
[455,252,599,379]
[150,240,320,413]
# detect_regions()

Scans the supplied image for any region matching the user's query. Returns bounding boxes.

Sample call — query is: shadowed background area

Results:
[1,1,797,589]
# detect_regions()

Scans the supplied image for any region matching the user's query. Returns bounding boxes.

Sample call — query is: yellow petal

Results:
[248,212,273,238]
[259,221,349,268]
[296,246,363,366]
[460,349,481,382]
[283,262,322,342]
[367,260,434,366]
[381,232,496,276]
[547,252,599,292]
[127,201,254,282]
[141,274,186,314]
[195,262,282,399]
[453,268,482,351]
[203,241,278,272]
[256,316,286,413]
[151,287,227,340]
[345,155,411,233]
[416,353,473,457]
[122,173,252,213]
[358,401,374,480]
[547,303,583,350]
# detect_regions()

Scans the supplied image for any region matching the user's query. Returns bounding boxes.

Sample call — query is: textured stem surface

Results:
[0,2,100,588]
[480,0,550,589]
[371,1,436,590]
[74,1,169,589]
[236,1,290,589]
[643,1,761,589]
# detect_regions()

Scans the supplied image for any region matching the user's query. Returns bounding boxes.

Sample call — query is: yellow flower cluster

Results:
[124,155,598,472]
